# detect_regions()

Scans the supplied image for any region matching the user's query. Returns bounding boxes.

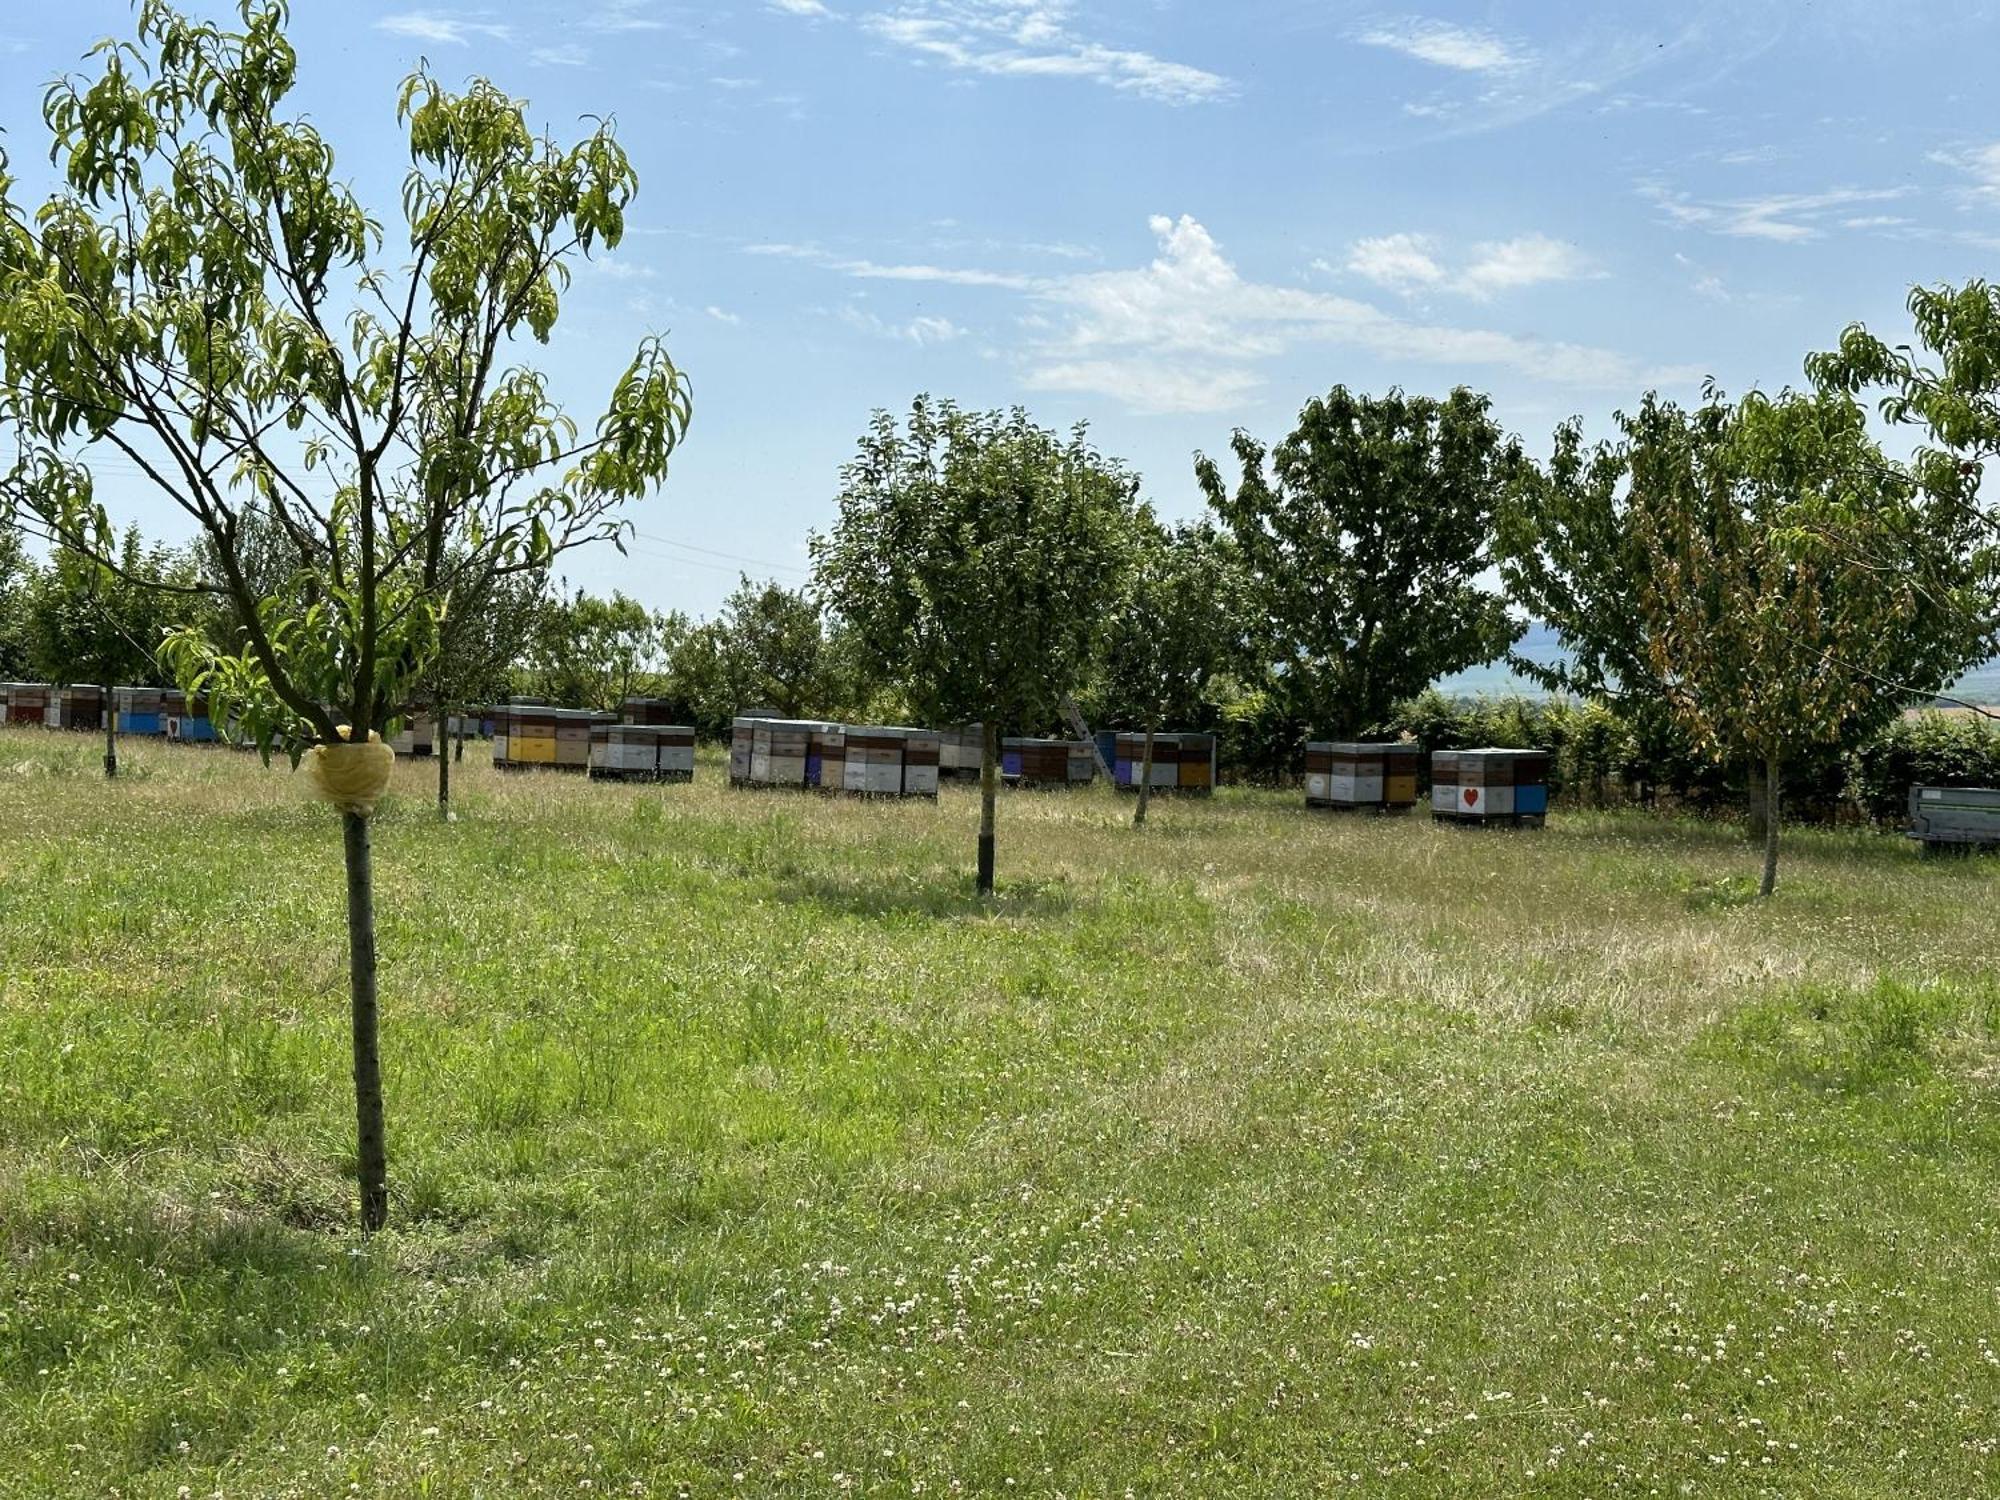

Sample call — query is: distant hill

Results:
[1432,624,2000,706]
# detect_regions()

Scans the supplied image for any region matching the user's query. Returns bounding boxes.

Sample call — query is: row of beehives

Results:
[1307,742,1551,826]
[2,682,222,743]
[0,680,447,754]
[733,721,1221,796]
[942,728,1220,791]
[728,718,942,796]
[494,698,696,781]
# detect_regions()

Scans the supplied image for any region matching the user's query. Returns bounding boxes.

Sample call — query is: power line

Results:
[627,529,811,579]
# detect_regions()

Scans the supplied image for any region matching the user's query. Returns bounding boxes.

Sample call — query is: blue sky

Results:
[6,0,2000,626]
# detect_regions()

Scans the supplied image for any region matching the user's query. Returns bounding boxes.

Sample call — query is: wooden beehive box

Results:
[1,682,48,726]
[1305,741,1417,811]
[1003,736,1091,788]
[1114,732,1214,795]
[1431,747,1550,826]
[589,722,696,782]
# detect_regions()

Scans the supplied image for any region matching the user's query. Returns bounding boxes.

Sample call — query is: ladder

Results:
[1061,696,1114,781]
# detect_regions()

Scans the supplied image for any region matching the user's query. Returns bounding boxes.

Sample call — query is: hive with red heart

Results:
[1430,748,1551,827]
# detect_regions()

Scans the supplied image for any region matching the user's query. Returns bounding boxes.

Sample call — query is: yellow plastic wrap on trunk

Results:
[306,727,396,815]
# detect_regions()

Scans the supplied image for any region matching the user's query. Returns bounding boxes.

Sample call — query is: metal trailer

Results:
[1908,785,2000,854]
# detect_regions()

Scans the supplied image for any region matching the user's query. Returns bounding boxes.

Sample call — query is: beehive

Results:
[164,690,218,744]
[387,714,436,757]
[619,697,683,726]
[1114,732,1215,794]
[49,684,104,731]
[113,685,165,735]
[1431,747,1550,826]
[1,682,49,725]
[901,728,941,796]
[808,724,846,789]
[494,703,603,771]
[937,724,987,781]
[1305,740,1420,811]
[589,721,696,782]
[1003,736,1095,787]
[840,726,905,795]
[729,717,827,788]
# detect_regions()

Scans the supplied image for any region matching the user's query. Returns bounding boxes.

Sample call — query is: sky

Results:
[5,0,2000,644]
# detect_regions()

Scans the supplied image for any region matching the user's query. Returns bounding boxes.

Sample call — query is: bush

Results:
[1847,712,2000,822]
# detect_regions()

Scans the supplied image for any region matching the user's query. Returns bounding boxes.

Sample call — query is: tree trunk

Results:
[342,810,389,1231]
[978,719,999,897]
[454,714,465,764]
[1759,751,1781,899]
[1134,723,1157,827]
[436,705,451,815]
[1745,762,1768,844]
[102,680,116,779]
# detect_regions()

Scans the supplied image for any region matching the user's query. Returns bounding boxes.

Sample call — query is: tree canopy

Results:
[1197,386,1521,742]
[1627,386,1997,894]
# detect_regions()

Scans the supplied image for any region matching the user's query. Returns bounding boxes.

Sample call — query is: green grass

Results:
[3,726,2000,1497]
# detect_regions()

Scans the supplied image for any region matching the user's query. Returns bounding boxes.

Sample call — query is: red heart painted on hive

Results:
[1463,787,1478,806]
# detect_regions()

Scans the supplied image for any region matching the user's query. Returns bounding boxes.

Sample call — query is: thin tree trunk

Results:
[342,810,389,1231]
[437,704,451,814]
[1134,722,1156,827]
[102,680,116,779]
[454,715,465,763]
[978,719,999,897]
[1759,751,1781,899]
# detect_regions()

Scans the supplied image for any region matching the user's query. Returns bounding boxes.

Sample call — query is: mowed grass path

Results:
[3,727,1999,1498]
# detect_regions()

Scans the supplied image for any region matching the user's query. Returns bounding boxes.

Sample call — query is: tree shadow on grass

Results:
[773,866,1085,924]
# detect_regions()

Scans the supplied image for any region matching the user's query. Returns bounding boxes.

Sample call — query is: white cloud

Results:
[1362,7,1781,144]
[837,305,965,344]
[744,241,1039,288]
[532,43,589,66]
[1458,234,1596,297]
[770,0,833,14]
[745,216,1673,415]
[1031,358,1266,415]
[1345,233,1447,293]
[375,11,512,45]
[1022,214,1666,413]
[862,1,1231,105]
[1931,142,2000,205]
[1356,18,1526,73]
[705,306,742,324]
[1342,231,1594,299]
[587,0,669,30]
[1640,181,1912,242]
[841,258,1037,289]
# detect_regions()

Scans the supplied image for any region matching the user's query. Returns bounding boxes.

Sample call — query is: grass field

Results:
[3,726,2000,1497]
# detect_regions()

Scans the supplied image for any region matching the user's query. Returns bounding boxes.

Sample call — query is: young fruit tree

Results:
[813,397,1135,894]
[0,1,689,1230]
[1098,516,1239,826]
[1626,387,1992,897]
[1197,386,1522,745]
